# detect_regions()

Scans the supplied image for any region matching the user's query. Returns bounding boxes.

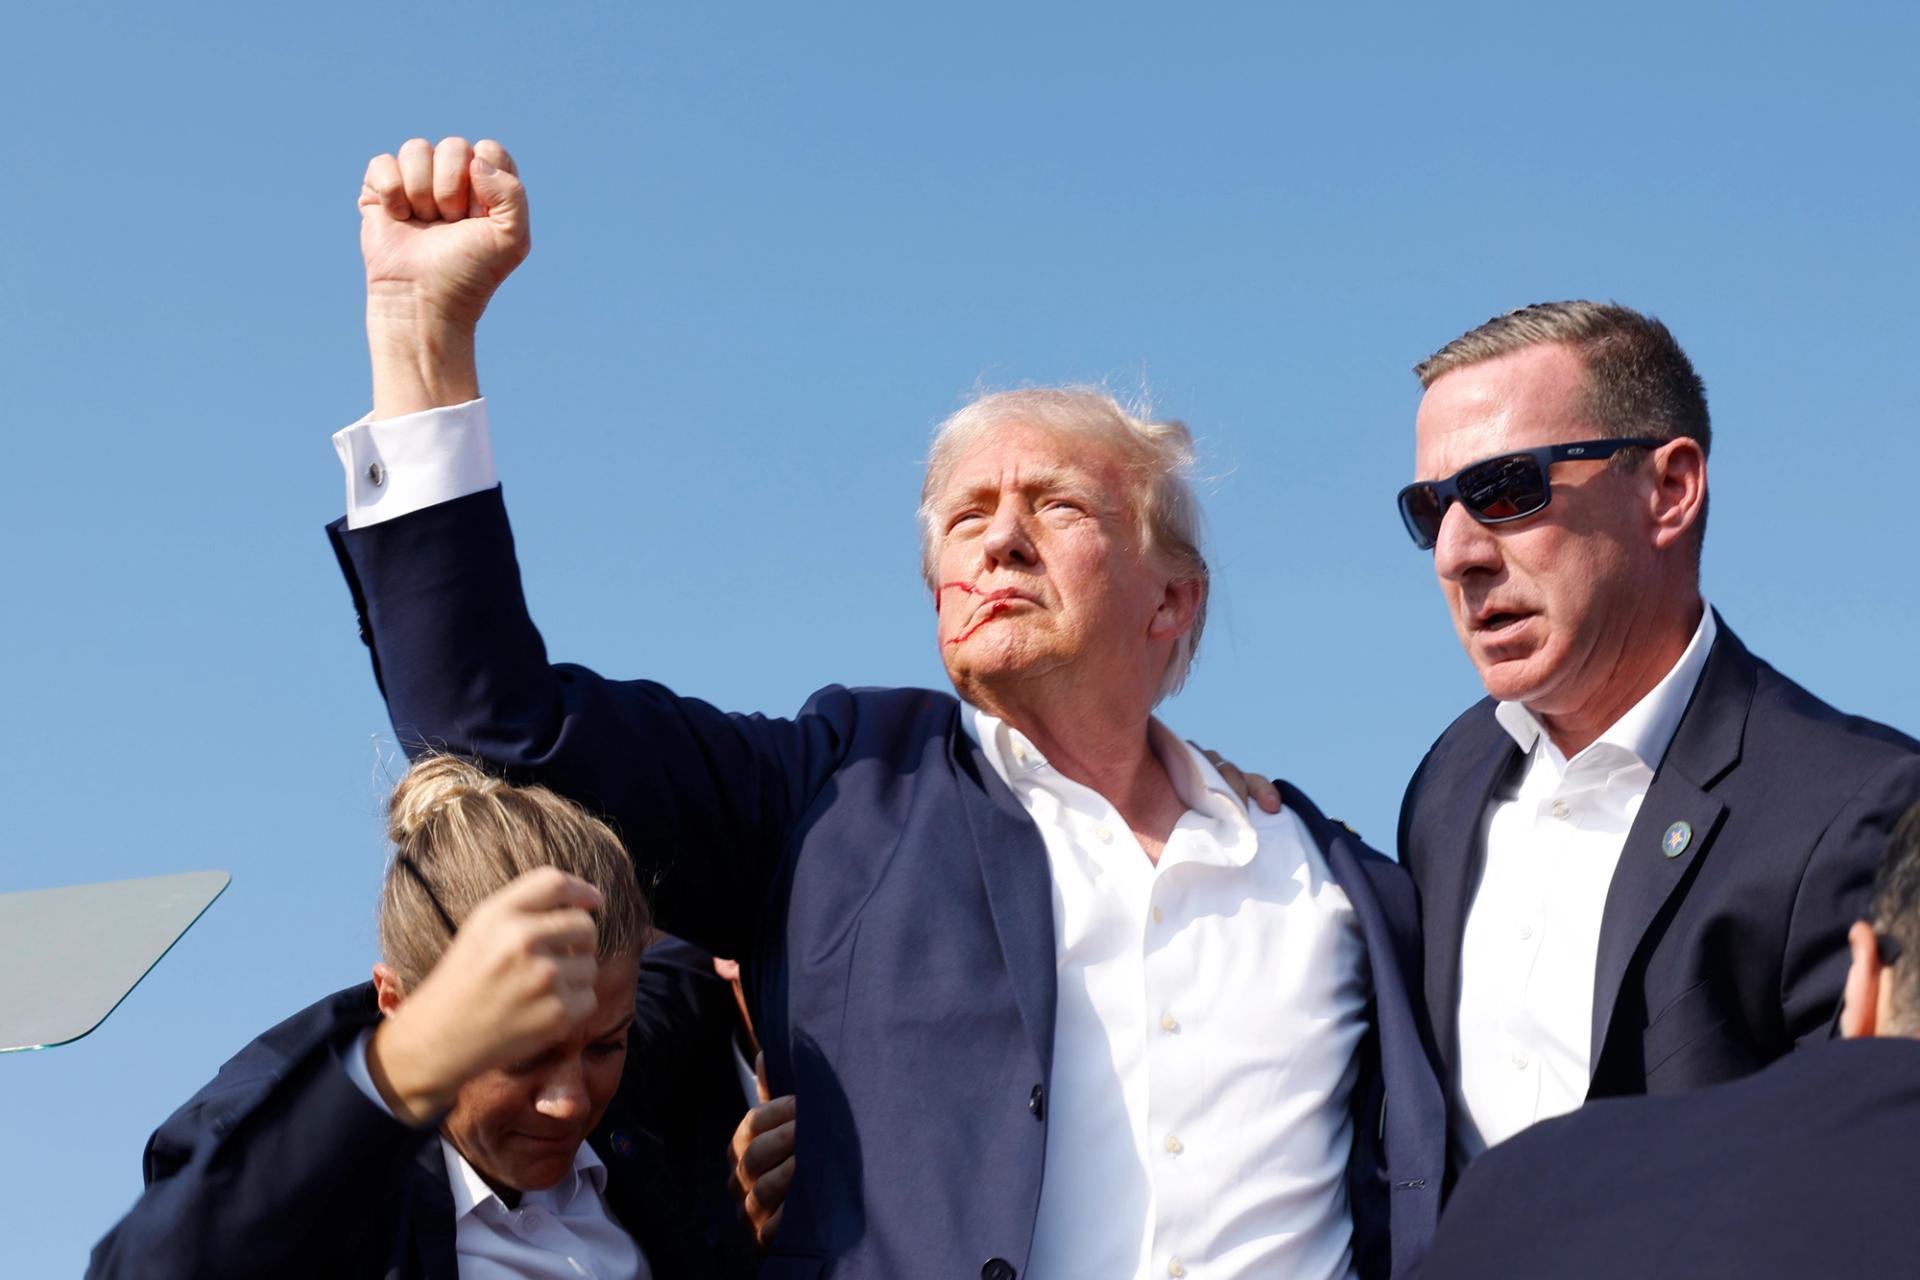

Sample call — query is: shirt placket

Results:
[1141,850,1199,1279]
[1504,776,1575,1122]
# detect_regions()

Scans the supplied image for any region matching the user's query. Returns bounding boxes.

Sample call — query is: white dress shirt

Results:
[1454,607,1716,1158]
[333,400,1373,1279]
[343,1031,648,1280]
[967,710,1370,1280]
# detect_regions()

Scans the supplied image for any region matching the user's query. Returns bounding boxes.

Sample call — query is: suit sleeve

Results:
[87,1035,428,1280]
[1783,753,1920,1044]
[328,486,856,957]
[632,934,750,1105]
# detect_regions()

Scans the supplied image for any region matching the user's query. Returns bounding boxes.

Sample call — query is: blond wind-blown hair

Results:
[376,756,648,991]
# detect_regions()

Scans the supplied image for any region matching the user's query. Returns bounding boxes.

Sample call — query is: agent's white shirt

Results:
[966,709,1369,1280]
[1454,606,1716,1158]
[333,399,1371,1279]
[343,1031,648,1280]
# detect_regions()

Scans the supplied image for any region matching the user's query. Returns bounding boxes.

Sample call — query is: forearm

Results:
[367,293,479,419]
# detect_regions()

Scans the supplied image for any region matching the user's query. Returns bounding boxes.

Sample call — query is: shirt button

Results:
[366,461,385,487]
[521,1209,543,1231]
[1095,824,1114,843]
[1160,1012,1179,1033]
[1511,1051,1530,1071]
[1012,743,1027,762]
[1551,799,1571,819]
[1164,1134,1184,1154]
[1152,905,1164,924]
[1518,922,1534,940]
[1169,1260,1187,1278]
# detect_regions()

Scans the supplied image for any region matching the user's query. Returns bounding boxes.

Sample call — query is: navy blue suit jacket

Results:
[1419,1038,1920,1278]
[85,979,733,1280]
[328,487,1447,1280]
[1399,616,1920,1150]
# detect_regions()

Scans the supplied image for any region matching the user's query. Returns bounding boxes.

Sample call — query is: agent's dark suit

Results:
[328,488,1447,1280]
[85,980,735,1280]
[1418,1037,1920,1279]
[636,935,766,1276]
[1400,616,1920,1136]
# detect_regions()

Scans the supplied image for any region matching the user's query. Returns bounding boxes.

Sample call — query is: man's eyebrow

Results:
[942,466,1096,506]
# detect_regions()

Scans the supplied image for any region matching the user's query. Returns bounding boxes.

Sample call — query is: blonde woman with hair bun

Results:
[89,757,758,1280]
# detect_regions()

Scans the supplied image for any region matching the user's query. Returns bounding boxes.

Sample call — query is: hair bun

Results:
[387,756,502,843]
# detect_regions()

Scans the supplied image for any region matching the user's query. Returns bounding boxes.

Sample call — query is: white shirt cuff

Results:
[332,397,499,530]
[342,1028,399,1119]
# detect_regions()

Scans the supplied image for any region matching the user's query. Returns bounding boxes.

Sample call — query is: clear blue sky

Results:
[5,3,1917,1271]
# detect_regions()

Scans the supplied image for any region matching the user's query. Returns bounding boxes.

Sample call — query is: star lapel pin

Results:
[1662,820,1693,859]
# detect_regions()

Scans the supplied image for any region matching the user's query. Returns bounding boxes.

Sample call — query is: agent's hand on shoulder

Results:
[366,867,603,1124]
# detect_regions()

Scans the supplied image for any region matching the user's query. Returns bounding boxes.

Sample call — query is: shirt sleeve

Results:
[332,398,499,530]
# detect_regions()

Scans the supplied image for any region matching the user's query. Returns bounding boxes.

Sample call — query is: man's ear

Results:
[1840,921,1882,1040]
[1646,437,1707,553]
[371,963,407,1019]
[1149,577,1204,642]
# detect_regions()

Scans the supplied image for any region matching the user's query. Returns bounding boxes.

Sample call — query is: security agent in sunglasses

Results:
[1393,301,1920,1174]
[1418,800,1920,1279]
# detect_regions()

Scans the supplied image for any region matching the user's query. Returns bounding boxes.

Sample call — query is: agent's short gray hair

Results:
[1416,300,1713,553]
[918,386,1208,702]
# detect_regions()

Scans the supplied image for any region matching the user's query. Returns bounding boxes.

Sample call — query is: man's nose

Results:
[982,504,1036,568]
[1431,501,1502,582]
[532,1059,589,1120]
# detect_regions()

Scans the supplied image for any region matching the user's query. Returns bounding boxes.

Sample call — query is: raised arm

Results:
[330,140,855,958]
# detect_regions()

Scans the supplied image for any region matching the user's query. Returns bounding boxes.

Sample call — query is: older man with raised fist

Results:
[325,137,1444,1280]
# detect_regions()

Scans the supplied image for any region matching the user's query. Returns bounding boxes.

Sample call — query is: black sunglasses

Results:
[1396,437,1665,550]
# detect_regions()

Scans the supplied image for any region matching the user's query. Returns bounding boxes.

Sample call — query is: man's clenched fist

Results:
[359,137,530,417]
[360,137,529,328]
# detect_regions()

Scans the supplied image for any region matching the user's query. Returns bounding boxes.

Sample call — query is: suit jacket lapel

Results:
[954,727,1059,1083]
[1423,739,1524,1078]
[1588,619,1752,1079]
[398,1140,458,1280]
[1282,783,1446,1276]
[592,1114,696,1279]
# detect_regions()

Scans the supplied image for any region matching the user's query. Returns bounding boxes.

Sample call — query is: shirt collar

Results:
[439,1136,608,1222]
[960,703,1256,857]
[1493,604,1717,773]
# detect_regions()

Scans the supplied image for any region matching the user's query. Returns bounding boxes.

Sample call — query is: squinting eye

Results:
[588,1041,628,1059]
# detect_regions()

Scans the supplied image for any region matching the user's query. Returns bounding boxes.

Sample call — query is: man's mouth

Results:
[1471,606,1532,633]
[940,583,1033,645]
